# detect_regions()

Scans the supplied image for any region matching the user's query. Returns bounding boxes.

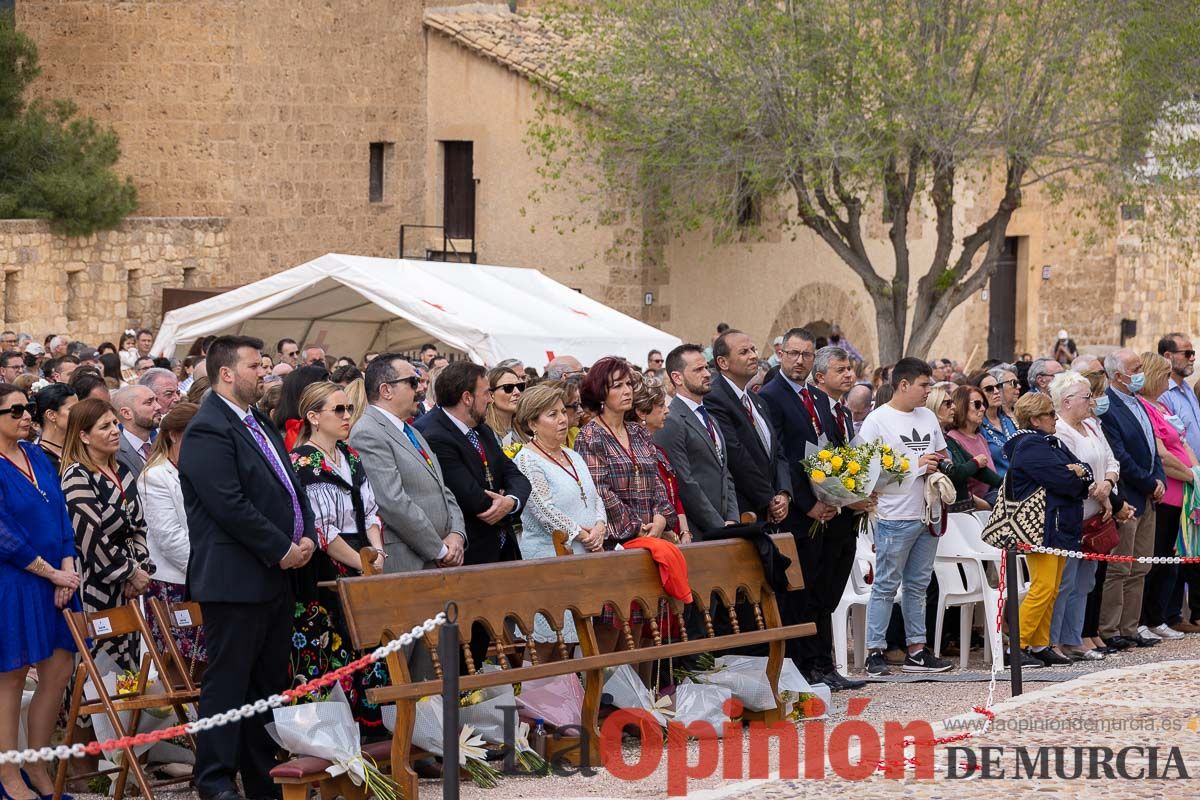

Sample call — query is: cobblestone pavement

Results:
[69,632,1200,800]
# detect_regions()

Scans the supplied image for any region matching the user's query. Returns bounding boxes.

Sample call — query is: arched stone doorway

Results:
[767,282,874,364]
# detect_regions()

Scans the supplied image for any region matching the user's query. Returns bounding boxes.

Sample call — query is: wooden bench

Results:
[334,533,813,800]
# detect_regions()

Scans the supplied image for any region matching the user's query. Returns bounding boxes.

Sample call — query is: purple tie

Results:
[243,413,304,543]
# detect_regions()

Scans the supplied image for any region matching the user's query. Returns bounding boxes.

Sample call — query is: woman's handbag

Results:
[980,475,1046,549]
[1081,513,1120,555]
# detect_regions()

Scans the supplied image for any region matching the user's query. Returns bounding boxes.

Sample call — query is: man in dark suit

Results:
[805,345,870,690]
[415,361,532,567]
[705,330,791,523]
[759,328,853,688]
[1098,348,1165,649]
[654,343,739,535]
[180,336,316,800]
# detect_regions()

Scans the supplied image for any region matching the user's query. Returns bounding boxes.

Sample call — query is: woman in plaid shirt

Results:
[574,357,678,544]
[574,357,679,650]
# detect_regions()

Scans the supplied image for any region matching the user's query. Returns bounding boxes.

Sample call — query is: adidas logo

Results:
[900,428,933,454]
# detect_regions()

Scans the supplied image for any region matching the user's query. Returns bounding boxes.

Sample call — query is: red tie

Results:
[798,387,823,435]
[834,401,848,442]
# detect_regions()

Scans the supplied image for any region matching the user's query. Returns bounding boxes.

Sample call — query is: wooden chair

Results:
[146,598,205,693]
[56,604,199,800]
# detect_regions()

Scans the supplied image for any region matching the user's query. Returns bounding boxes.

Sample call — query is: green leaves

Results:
[0,14,137,235]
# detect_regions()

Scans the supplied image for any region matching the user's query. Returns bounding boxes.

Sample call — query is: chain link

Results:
[0,613,446,766]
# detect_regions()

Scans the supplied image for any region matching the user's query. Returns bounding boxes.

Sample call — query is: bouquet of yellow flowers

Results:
[872,442,913,490]
[800,442,878,533]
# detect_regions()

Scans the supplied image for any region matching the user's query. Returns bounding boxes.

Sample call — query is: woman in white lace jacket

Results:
[512,384,606,658]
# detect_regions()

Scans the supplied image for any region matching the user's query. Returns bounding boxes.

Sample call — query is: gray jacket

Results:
[654,395,739,534]
[348,405,466,573]
[116,433,147,481]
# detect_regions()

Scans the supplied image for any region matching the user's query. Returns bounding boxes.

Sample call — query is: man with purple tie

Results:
[180,336,316,800]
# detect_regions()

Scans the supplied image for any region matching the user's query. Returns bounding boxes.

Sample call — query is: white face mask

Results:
[1165,414,1187,436]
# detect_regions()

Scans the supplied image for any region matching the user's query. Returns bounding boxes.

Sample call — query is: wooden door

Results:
[443,141,475,239]
[987,237,1018,362]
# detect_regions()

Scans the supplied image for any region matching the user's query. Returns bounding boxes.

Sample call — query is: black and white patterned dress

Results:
[62,461,152,672]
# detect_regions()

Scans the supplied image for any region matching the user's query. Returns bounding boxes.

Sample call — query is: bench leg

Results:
[390,700,419,800]
[319,774,366,800]
[580,668,604,768]
[281,781,311,800]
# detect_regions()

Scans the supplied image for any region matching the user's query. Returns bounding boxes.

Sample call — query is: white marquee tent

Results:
[151,253,681,367]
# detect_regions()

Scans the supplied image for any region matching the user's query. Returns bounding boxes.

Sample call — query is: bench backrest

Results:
[338,533,802,672]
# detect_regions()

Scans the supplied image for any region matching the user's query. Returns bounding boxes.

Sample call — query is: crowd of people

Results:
[0,321,1197,800]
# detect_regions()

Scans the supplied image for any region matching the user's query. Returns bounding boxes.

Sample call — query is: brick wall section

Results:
[16,0,428,282]
[0,217,230,343]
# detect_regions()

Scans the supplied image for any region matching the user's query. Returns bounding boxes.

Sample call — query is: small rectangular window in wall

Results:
[2,270,17,328]
[369,142,393,203]
[66,269,85,322]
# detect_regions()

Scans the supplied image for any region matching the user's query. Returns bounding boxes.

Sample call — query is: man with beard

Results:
[113,384,161,479]
[179,336,316,800]
[349,353,467,573]
[415,360,530,567]
[655,343,738,535]
[704,329,791,524]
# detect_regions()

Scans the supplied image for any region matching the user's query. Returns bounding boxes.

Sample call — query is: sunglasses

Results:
[494,383,526,394]
[981,384,1001,393]
[1,403,33,419]
[1168,349,1197,358]
[384,377,420,390]
[970,400,987,410]
[324,404,356,417]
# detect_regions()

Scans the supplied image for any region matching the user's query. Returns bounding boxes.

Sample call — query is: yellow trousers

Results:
[1019,552,1066,649]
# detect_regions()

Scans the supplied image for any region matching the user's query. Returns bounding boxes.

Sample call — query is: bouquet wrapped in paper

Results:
[515,673,583,730]
[693,655,822,715]
[602,665,670,728]
[800,440,878,533]
[458,673,549,775]
[672,681,733,738]
[269,684,402,800]
[408,696,503,788]
[867,440,919,496]
[84,653,189,764]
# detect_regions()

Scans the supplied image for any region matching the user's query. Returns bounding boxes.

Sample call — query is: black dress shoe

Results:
[1102,635,1133,650]
[1096,645,1121,655]
[1131,634,1160,647]
[828,670,866,690]
[200,791,245,800]
[1028,647,1071,666]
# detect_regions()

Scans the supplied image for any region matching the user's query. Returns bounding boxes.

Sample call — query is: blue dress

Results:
[0,441,80,672]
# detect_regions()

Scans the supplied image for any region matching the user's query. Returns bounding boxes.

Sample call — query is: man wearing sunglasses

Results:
[350,354,467,575]
[1156,333,1200,633]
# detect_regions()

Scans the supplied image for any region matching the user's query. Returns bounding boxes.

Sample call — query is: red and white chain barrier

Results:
[0,613,446,766]
[1017,543,1200,564]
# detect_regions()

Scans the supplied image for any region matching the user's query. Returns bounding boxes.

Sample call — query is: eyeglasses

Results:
[324,403,356,417]
[567,402,583,411]
[995,379,1019,390]
[383,377,420,390]
[981,384,1001,393]
[782,350,815,362]
[1,403,32,419]
[970,400,987,411]
[494,383,526,394]
[1168,349,1197,358]
[940,399,955,409]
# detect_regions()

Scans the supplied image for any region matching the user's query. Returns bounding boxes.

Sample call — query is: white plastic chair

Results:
[932,518,1004,669]
[833,534,874,673]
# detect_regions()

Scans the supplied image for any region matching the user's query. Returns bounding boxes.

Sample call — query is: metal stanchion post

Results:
[1005,548,1022,696]
[441,602,460,800]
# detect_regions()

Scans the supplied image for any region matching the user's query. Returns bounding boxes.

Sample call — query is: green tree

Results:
[533,0,1200,361]
[0,13,136,236]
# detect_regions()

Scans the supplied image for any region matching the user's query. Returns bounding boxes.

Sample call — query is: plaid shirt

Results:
[574,418,678,542]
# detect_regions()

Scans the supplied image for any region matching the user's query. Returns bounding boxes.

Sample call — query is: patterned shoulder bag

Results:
[981,474,1046,549]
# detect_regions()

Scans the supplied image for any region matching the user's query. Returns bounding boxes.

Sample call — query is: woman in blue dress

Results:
[0,383,81,800]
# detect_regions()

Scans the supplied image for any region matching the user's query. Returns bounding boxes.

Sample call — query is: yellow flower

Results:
[881,444,892,453]
[831,456,844,470]
[811,469,827,483]
[900,457,910,471]
[847,461,861,475]
[332,633,342,651]
[882,454,895,468]
[818,449,833,461]
[842,477,856,491]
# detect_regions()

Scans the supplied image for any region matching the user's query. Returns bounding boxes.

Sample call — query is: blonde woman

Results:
[343,377,367,431]
[288,382,387,730]
[485,366,525,449]
[61,397,153,673]
[138,402,205,678]
[512,384,606,661]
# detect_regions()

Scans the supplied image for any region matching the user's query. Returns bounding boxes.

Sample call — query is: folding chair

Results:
[146,597,205,693]
[56,604,199,800]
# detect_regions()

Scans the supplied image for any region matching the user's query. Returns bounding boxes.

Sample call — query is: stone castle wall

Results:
[0,217,230,343]
[16,0,430,283]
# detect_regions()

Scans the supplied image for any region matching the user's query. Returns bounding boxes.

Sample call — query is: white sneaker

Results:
[1150,623,1185,640]
[1137,624,1163,641]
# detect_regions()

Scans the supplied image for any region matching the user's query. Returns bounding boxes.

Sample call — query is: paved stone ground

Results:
[70,632,1200,799]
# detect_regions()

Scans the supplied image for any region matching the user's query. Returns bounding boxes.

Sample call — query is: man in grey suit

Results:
[112,384,160,479]
[349,353,467,573]
[654,343,738,536]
